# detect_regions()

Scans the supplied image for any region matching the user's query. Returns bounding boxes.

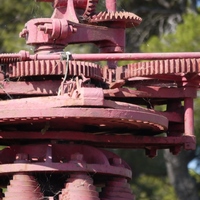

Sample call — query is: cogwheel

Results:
[124,58,200,78]
[88,11,142,27]
[82,0,99,19]
[7,60,102,80]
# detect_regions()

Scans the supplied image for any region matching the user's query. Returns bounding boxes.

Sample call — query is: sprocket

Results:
[88,11,142,27]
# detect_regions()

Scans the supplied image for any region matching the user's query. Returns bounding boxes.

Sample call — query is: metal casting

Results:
[0,0,199,199]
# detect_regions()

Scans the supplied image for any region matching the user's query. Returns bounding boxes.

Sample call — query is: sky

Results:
[188,159,200,174]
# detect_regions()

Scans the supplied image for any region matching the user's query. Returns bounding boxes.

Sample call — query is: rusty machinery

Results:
[0,0,199,199]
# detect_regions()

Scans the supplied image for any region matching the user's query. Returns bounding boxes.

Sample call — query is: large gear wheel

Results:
[88,11,142,27]
[123,58,200,79]
[7,60,102,80]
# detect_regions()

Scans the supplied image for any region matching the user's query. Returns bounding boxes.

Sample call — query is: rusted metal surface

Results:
[0,0,199,199]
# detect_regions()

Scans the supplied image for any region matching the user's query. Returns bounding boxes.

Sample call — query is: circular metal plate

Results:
[0,107,168,134]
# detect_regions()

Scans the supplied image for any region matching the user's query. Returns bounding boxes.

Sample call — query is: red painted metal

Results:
[4,174,43,200]
[100,178,135,200]
[184,97,194,136]
[0,0,199,199]
[59,173,100,200]
[105,0,117,12]
[3,51,200,62]
[0,144,132,178]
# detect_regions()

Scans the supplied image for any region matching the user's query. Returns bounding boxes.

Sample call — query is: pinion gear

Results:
[83,0,99,19]
[88,11,142,27]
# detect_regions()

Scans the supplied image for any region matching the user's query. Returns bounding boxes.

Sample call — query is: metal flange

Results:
[0,107,168,133]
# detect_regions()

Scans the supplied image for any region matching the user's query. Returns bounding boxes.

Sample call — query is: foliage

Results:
[0,0,197,53]
[189,169,200,196]
[0,0,52,53]
[141,13,200,53]
[132,174,177,200]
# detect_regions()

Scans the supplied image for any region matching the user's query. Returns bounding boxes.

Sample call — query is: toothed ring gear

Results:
[6,60,102,80]
[124,58,200,78]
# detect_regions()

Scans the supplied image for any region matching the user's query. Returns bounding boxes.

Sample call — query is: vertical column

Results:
[106,0,117,12]
[184,97,194,136]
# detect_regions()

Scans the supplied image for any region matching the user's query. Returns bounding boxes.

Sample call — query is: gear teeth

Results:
[88,11,142,27]
[124,58,200,78]
[8,60,102,80]
[83,0,99,18]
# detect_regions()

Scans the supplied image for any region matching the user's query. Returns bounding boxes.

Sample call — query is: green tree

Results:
[141,14,200,53]
[0,0,198,53]
[0,0,52,53]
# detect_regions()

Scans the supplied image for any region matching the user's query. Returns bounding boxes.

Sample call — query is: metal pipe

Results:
[2,52,200,62]
[68,52,200,61]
